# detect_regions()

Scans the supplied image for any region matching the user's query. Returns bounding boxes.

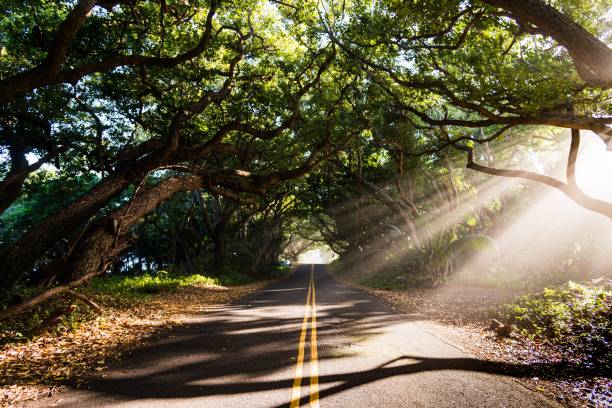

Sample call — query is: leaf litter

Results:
[0,281,264,407]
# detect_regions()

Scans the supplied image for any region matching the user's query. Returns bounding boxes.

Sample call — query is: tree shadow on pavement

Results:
[51,265,598,407]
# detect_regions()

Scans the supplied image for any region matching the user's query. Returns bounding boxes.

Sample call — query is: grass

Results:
[0,264,287,406]
[87,269,263,302]
[88,273,218,300]
[0,273,267,407]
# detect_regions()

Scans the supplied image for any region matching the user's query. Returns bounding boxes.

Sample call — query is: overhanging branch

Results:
[456,140,612,220]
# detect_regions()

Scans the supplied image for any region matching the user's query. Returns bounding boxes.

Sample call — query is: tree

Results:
[323,0,612,218]
[1,0,610,316]
[0,0,360,304]
[479,0,612,87]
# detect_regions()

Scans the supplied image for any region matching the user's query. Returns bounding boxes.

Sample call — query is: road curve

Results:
[29,264,558,408]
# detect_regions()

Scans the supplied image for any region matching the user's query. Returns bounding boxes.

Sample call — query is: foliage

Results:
[0,170,98,245]
[0,0,610,374]
[0,277,263,407]
[88,272,220,298]
[503,282,612,370]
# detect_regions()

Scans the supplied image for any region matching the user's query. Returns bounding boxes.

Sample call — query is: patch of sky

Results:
[25,153,58,172]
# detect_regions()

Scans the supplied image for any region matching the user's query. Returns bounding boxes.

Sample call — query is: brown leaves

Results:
[0,281,264,407]
[367,285,519,325]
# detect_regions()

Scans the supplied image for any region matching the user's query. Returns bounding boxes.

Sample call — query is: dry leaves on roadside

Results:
[366,285,519,325]
[0,282,263,407]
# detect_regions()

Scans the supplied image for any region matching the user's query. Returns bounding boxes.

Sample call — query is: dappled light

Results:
[574,132,612,201]
[24,267,580,408]
[0,0,610,406]
[456,131,612,286]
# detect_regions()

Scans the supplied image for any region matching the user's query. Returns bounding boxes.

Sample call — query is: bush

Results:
[502,282,611,369]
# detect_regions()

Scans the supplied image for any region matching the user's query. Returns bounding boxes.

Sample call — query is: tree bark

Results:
[65,175,204,281]
[0,97,339,289]
[0,137,29,214]
[0,175,205,320]
[481,0,612,87]
[0,169,133,289]
[0,137,183,289]
[566,128,580,188]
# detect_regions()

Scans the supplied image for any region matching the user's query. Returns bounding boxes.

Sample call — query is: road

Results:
[30,264,558,407]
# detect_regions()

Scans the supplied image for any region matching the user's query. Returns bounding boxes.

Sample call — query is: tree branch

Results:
[480,0,612,87]
[457,142,612,220]
[0,1,219,103]
[566,128,580,189]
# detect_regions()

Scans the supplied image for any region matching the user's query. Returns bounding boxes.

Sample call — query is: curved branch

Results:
[0,1,218,103]
[0,0,98,103]
[457,142,612,220]
[566,128,579,188]
[480,0,612,87]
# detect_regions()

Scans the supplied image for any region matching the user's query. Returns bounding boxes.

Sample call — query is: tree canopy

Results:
[0,0,611,317]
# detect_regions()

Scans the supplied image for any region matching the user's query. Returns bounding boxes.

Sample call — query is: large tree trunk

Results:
[0,171,130,289]
[64,175,205,282]
[481,0,612,87]
[0,140,29,214]
[0,176,203,320]
[0,150,173,289]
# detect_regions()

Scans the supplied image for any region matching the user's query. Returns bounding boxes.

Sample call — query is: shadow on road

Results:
[61,265,593,406]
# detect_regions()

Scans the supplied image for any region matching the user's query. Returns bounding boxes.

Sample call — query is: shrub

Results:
[502,282,611,369]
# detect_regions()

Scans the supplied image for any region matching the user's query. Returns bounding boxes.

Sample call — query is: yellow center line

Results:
[309,264,320,408]
[289,265,320,408]
[289,270,312,408]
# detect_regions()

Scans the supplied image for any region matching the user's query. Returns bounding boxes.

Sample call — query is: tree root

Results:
[66,289,102,312]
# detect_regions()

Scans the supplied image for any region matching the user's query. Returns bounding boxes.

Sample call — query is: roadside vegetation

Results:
[1,270,261,342]
[503,283,612,372]
[330,258,611,407]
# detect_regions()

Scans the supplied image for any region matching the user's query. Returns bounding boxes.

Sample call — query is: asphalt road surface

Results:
[30,264,558,407]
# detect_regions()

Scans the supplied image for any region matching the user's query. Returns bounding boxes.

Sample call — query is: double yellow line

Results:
[289,264,319,408]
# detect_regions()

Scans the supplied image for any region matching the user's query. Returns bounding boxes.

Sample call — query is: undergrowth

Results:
[89,272,220,300]
[502,282,612,371]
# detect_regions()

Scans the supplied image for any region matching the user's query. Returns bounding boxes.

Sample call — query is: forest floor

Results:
[0,277,268,407]
[329,268,611,408]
